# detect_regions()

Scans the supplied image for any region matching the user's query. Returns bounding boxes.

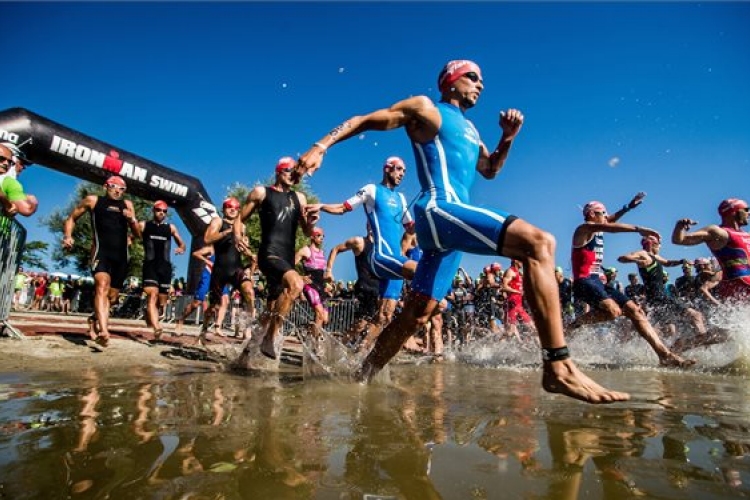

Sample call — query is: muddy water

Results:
[1,350,750,500]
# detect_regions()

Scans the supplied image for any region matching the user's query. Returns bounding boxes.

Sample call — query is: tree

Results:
[41,182,153,278]
[227,177,319,254]
[19,240,49,270]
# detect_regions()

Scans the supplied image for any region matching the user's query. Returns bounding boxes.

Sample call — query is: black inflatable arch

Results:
[0,107,219,290]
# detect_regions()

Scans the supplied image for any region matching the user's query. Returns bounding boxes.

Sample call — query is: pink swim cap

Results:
[438,60,482,92]
[275,156,296,173]
[583,201,607,218]
[105,175,127,188]
[718,198,748,217]
[312,226,324,236]
[223,197,240,210]
[383,156,405,171]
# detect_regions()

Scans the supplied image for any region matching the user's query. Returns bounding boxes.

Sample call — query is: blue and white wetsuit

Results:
[345,183,412,299]
[411,101,517,300]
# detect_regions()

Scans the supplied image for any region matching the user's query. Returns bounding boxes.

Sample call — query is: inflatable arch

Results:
[0,107,219,290]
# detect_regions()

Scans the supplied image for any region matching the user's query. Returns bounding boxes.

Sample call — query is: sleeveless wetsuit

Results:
[142,220,173,293]
[209,219,242,304]
[91,196,129,289]
[258,187,301,300]
[354,237,380,320]
[711,226,750,300]
[410,101,517,300]
[571,230,629,308]
[301,245,328,308]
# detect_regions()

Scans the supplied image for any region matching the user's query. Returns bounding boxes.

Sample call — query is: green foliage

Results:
[19,240,49,271]
[226,176,319,254]
[41,182,152,277]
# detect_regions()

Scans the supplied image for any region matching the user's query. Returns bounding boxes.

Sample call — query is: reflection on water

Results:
[1,360,749,499]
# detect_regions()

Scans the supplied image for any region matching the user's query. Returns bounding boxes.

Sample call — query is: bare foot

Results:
[542,359,630,404]
[659,353,696,368]
[260,333,277,360]
[86,315,99,341]
[95,334,109,349]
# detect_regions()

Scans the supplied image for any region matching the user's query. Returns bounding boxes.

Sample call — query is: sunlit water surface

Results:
[2,306,750,499]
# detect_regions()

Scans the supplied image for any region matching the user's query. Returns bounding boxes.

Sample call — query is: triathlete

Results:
[140,200,186,340]
[62,175,141,347]
[234,157,319,360]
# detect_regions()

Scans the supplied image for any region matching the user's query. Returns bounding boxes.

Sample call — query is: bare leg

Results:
[144,286,162,338]
[93,273,115,347]
[258,271,304,359]
[357,293,437,381]
[622,301,694,367]
[502,219,630,403]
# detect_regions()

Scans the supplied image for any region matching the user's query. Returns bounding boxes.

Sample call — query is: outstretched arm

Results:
[617,250,650,267]
[672,219,728,251]
[326,237,364,283]
[608,192,646,223]
[296,95,439,179]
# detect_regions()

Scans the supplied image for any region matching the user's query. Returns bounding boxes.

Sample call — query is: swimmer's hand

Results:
[628,192,646,210]
[62,235,74,250]
[499,108,524,139]
[235,234,251,255]
[676,218,698,229]
[296,147,325,182]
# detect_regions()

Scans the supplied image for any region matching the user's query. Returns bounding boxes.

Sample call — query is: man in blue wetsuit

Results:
[297,60,629,404]
[312,156,417,348]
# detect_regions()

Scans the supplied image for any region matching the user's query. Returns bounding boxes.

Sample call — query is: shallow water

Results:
[2,347,750,500]
[3,307,750,499]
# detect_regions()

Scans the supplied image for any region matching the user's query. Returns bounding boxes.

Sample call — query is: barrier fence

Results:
[0,216,27,339]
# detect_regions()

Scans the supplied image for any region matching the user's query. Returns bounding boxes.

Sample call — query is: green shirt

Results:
[1,177,26,202]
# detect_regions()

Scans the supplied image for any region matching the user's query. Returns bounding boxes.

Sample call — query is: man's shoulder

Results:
[1,177,25,201]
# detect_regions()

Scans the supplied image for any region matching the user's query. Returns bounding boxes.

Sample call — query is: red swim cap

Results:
[583,201,607,218]
[275,156,296,173]
[153,200,168,210]
[105,175,126,188]
[222,197,240,210]
[718,198,748,217]
[491,262,502,273]
[641,235,659,250]
[383,156,405,171]
[437,60,482,92]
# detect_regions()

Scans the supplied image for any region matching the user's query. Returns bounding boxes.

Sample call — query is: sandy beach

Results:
[0,311,236,374]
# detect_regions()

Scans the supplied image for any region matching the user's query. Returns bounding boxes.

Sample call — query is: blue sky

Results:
[3,2,749,283]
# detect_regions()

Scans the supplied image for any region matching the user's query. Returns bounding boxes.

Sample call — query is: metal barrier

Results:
[0,215,27,339]
[283,298,360,334]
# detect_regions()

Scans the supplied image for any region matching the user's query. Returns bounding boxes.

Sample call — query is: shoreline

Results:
[0,311,238,375]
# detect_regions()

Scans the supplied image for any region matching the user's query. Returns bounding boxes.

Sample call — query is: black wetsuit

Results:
[91,196,129,288]
[639,254,687,321]
[354,237,380,320]
[258,187,301,300]
[142,220,172,293]
[209,219,242,303]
